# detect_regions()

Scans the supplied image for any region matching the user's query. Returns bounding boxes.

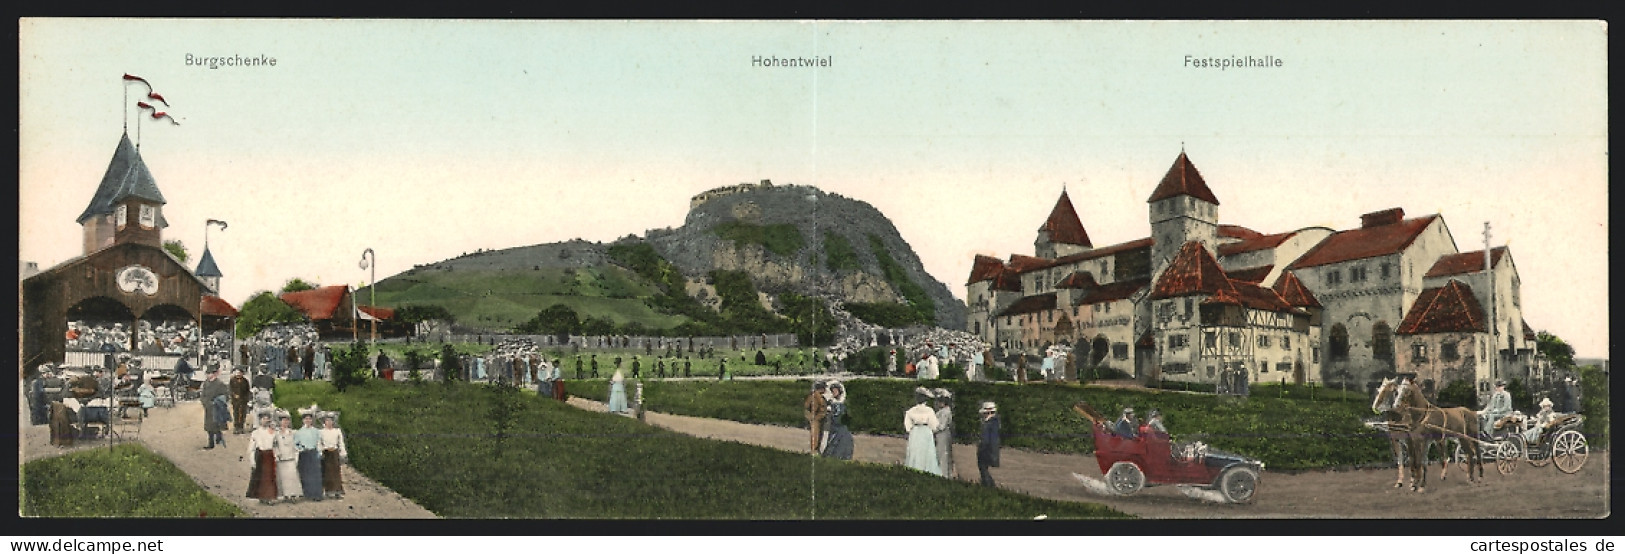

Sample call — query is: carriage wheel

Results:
[1218,465,1260,504]
[1527,435,1552,468]
[1494,439,1520,476]
[1552,429,1589,475]
[1450,440,1470,474]
[1104,462,1145,496]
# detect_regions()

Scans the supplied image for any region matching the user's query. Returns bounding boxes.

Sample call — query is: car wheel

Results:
[1104,462,1145,496]
[1218,465,1260,504]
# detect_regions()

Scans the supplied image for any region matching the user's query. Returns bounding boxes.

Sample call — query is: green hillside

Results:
[363,267,689,332]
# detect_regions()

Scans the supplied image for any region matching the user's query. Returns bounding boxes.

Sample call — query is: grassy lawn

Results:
[365,267,687,332]
[568,378,1392,470]
[374,344,840,379]
[271,380,1131,519]
[21,444,246,518]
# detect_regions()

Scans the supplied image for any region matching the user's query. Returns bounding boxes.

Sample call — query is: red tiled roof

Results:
[1146,151,1220,205]
[1008,254,1052,273]
[201,295,238,318]
[1202,280,1303,314]
[1227,265,1274,285]
[1272,271,1322,308]
[1079,278,1150,305]
[1424,247,1509,278]
[1056,271,1098,289]
[1038,190,1092,247]
[1150,242,1237,300]
[279,285,350,321]
[1218,224,1263,240]
[996,293,1058,317]
[991,270,1024,292]
[1033,237,1155,273]
[1396,280,1487,335]
[1287,215,1438,269]
[967,255,1006,285]
[358,305,395,320]
[1217,231,1297,257]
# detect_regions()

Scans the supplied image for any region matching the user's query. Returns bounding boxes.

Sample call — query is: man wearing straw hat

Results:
[804,381,829,455]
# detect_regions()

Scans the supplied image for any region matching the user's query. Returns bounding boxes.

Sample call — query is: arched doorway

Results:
[1293,359,1306,385]
[1091,335,1109,367]
[137,303,196,355]
[1371,321,1395,370]
[66,296,137,352]
[1329,324,1350,361]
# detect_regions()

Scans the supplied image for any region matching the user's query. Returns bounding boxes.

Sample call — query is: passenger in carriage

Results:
[1523,398,1557,444]
[1142,409,1168,439]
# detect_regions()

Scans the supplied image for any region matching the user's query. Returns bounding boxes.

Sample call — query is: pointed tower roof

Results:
[195,247,223,277]
[78,133,166,224]
[1146,151,1220,205]
[1272,271,1322,308]
[1150,241,1236,299]
[1396,280,1488,335]
[1038,190,1092,247]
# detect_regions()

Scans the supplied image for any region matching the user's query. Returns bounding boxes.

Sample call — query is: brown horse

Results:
[1371,377,1420,489]
[1386,377,1484,490]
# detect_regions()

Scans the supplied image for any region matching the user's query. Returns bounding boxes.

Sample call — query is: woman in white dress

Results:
[272,413,302,503]
[606,369,629,414]
[903,387,942,475]
[933,388,956,479]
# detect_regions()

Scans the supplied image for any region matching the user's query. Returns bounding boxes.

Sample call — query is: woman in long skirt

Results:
[272,414,302,503]
[821,381,854,460]
[245,413,279,503]
[933,388,956,479]
[295,413,324,501]
[903,387,942,475]
[606,370,629,414]
[319,412,348,498]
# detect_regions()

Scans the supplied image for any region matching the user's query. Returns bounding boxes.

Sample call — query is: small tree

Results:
[404,348,425,386]
[281,278,318,294]
[1437,378,1477,409]
[236,291,306,339]
[486,379,524,459]
[162,239,188,264]
[330,341,372,392]
[440,344,462,382]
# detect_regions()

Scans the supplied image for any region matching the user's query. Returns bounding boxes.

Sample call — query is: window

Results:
[1204,332,1216,349]
[1329,324,1350,361]
[1228,332,1241,347]
[1276,362,1292,374]
[1282,336,1291,350]
[1169,335,1188,350]
[1380,263,1392,280]
[1372,322,1394,363]
[1326,269,1342,286]
[1073,305,1078,317]
[1112,343,1128,359]
[1350,266,1367,282]
[1093,304,1101,313]
[1412,342,1429,362]
[116,205,128,229]
[1164,363,1191,375]
[1184,298,1194,315]
[1105,303,1112,313]
[139,205,155,227]
[1441,342,1459,361]
[1512,278,1521,307]
[974,322,981,335]
[1206,365,1215,377]
[1313,345,1321,363]
[1257,335,1271,349]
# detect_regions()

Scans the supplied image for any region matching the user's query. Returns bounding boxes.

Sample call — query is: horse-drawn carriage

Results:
[1072,402,1265,504]
[1471,411,1589,474]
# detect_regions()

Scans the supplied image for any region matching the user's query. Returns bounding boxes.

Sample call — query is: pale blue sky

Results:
[18,20,1607,357]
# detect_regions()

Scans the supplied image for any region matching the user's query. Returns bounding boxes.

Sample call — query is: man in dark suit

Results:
[977,401,1001,487]
[1114,407,1140,439]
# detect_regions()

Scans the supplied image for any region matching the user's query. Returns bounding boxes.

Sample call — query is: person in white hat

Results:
[903,387,942,475]
[1524,397,1557,444]
[977,401,1001,487]
[932,388,956,479]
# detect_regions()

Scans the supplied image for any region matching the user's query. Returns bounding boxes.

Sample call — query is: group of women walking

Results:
[903,387,960,478]
[244,408,348,505]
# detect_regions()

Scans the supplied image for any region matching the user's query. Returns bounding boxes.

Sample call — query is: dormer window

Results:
[139,205,156,228]
[116,205,128,229]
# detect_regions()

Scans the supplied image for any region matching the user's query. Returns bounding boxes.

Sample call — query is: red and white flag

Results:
[136,101,180,125]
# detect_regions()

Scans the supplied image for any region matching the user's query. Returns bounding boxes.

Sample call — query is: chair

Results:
[114,399,143,441]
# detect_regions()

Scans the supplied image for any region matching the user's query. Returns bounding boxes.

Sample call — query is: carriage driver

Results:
[1480,380,1514,430]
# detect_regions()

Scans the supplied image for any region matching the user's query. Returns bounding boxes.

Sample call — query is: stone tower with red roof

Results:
[1034,189,1092,259]
[1148,151,1220,276]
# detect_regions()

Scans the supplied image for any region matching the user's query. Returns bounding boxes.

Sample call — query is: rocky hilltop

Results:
[647,180,964,329]
[377,181,965,331]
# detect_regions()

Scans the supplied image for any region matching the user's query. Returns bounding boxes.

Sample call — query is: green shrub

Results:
[330,341,372,392]
[823,231,860,272]
[867,234,935,324]
[1436,378,1476,409]
[712,221,805,257]
[845,301,930,328]
[1579,365,1608,450]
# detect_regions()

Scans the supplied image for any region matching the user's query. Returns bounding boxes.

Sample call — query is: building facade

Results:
[967,151,1543,399]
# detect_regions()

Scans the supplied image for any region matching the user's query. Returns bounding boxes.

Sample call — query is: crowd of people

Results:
[239,324,329,381]
[796,381,1003,488]
[242,407,348,505]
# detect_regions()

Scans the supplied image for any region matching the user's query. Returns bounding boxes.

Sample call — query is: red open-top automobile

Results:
[1076,402,1264,503]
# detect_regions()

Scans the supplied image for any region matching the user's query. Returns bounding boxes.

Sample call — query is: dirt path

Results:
[568,397,1609,519]
[20,399,435,518]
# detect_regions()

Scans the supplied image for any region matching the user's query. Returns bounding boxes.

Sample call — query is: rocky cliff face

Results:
[647,182,966,329]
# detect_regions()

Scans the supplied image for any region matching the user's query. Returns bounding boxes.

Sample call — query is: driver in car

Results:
[1114,407,1140,439]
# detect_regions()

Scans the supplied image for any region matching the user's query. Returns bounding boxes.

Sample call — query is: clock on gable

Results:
[117,265,160,296]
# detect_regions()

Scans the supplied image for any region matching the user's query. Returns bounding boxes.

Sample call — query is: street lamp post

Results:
[360,248,376,343]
